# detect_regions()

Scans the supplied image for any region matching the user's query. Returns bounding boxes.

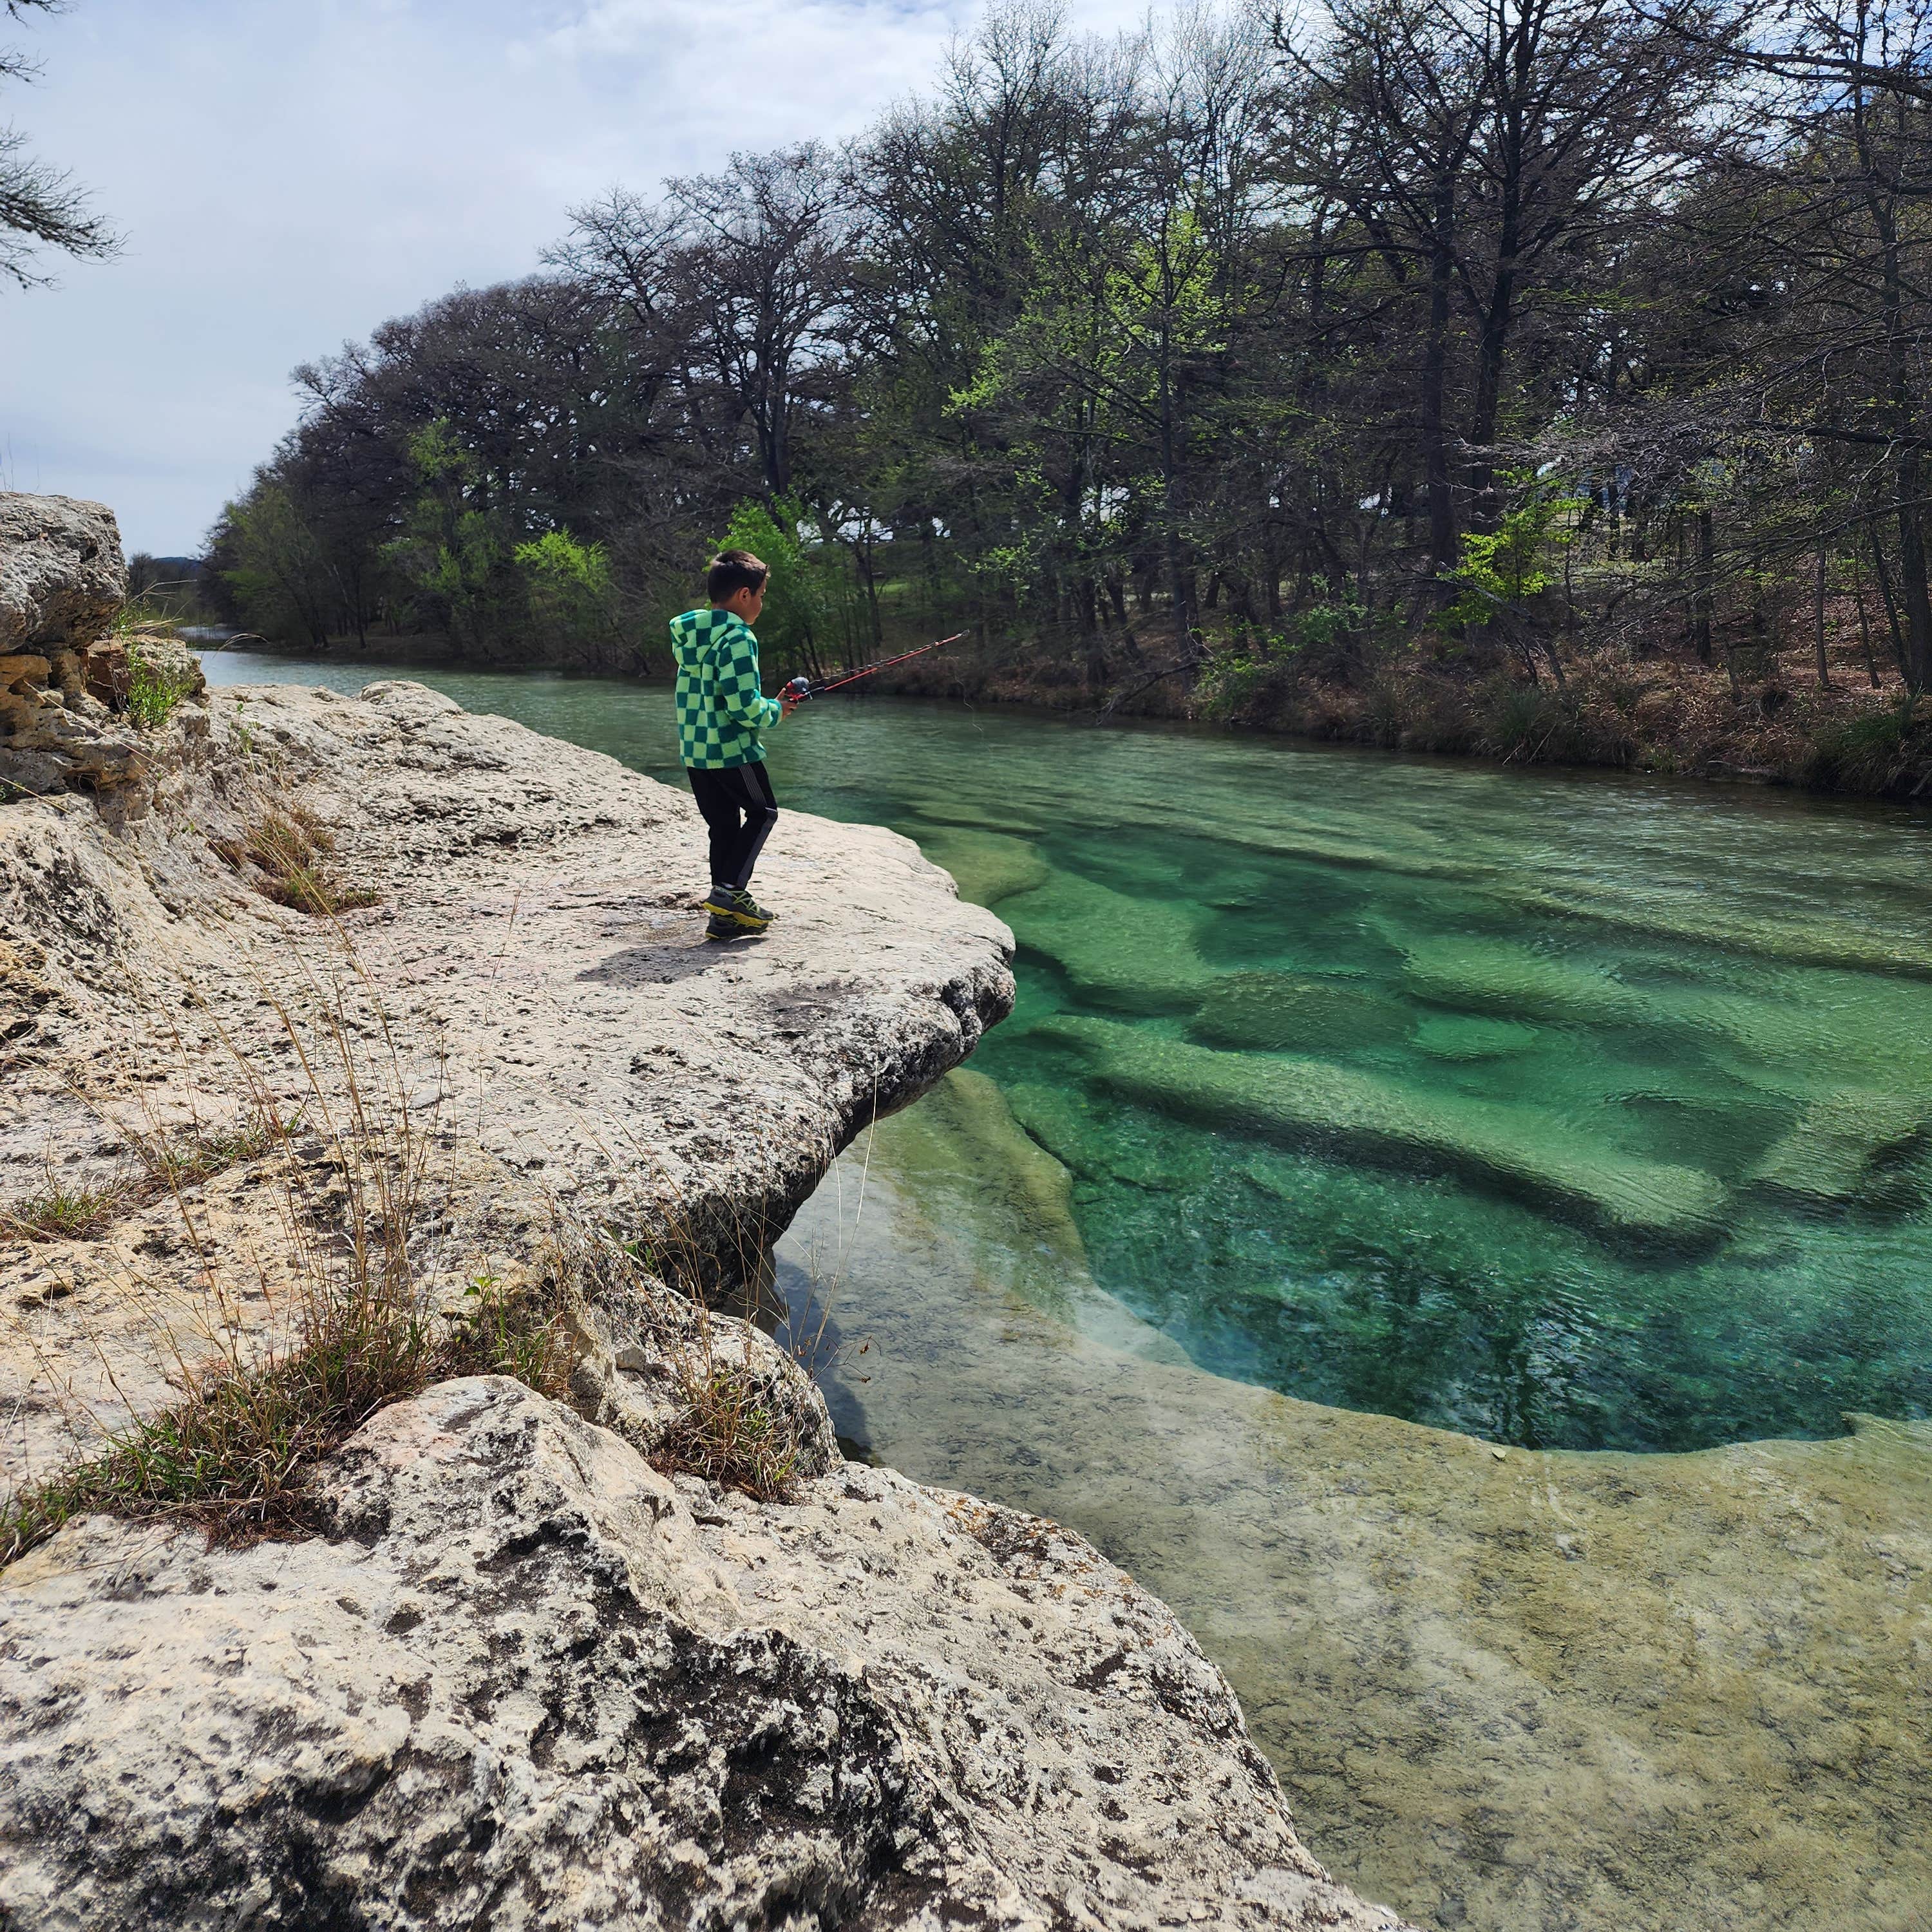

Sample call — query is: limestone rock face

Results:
[0,492,125,651]
[1,677,1014,1478]
[0,493,215,805]
[0,1376,1407,1931]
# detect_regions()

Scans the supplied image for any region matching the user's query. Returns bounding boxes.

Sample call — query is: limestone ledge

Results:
[0,679,1410,1930]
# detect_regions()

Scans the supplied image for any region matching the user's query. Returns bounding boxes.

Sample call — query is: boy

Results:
[668,548,802,942]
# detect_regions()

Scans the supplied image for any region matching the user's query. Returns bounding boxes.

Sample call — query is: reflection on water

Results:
[205,649,1932,1451]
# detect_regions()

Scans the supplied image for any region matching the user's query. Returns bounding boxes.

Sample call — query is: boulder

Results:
[0,493,125,652]
[0,1377,1407,1931]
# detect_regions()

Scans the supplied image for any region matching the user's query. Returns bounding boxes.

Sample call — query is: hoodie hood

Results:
[669,607,749,670]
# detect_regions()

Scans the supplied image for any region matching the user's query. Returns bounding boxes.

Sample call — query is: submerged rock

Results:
[1001,866,1217,1011]
[1191,971,1411,1055]
[1041,1014,1728,1240]
[910,824,1051,907]
[1747,1088,1930,1204]
[786,1099,1932,1932]
[0,1376,1410,1931]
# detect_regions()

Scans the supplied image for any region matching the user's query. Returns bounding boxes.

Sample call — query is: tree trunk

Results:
[1814,547,1832,689]
[1852,558,1882,688]
[1871,522,1909,676]
[1421,211,1457,578]
[1692,509,1715,665]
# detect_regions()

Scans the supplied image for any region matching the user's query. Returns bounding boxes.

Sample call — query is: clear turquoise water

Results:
[204,651,1932,1453]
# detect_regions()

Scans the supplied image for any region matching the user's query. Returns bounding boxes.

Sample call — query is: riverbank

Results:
[276,608,1932,804]
[0,566,1405,1929]
[867,619,1932,802]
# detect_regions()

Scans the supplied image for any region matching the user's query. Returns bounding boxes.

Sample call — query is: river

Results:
[200,650,1932,1932]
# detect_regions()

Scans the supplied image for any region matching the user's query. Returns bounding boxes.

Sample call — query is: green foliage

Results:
[1446,475,1585,631]
[126,652,192,731]
[1195,645,1273,720]
[1197,601,1372,719]
[384,419,518,650]
[218,483,335,648]
[716,497,863,677]
[111,596,183,640]
[514,530,620,658]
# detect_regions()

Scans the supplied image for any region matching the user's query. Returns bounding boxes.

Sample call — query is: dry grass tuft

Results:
[1,1115,290,1246]
[652,1343,804,1502]
[0,1265,572,1566]
[214,801,380,916]
[1,974,571,1571]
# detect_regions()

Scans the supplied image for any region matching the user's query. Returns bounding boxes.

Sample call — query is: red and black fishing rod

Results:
[782,632,968,703]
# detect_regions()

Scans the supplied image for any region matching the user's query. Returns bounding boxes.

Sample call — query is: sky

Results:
[0,0,1145,557]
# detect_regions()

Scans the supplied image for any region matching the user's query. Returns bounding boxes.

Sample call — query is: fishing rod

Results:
[782,632,969,702]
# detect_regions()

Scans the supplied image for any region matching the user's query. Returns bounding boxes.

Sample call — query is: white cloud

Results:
[0,0,1148,554]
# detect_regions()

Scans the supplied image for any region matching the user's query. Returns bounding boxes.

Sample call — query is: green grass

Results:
[1,1181,125,1242]
[126,652,191,731]
[138,1116,285,1192]
[1,1267,573,1567]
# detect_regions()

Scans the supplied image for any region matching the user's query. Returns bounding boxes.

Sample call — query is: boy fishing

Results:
[669,547,801,942]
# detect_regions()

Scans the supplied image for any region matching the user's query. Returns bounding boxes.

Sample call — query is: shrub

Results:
[1799,699,1928,795]
[652,1343,804,1502]
[515,530,621,661]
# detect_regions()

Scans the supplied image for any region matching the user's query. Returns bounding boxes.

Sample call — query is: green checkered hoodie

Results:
[669,607,784,770]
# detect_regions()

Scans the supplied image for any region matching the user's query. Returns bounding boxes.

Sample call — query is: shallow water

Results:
[202,650,1932,1929]
[205,650,1932,1453]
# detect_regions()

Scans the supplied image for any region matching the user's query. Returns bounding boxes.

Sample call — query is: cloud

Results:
[0,0,1147,554]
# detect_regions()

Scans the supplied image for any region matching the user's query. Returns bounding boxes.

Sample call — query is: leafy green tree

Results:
[218,484,335,649]
[514,531,622,665]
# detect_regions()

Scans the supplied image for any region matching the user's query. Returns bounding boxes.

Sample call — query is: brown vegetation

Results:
[213,799,380,916]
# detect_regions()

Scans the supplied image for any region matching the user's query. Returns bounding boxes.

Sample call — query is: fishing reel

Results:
[782,676,816,703]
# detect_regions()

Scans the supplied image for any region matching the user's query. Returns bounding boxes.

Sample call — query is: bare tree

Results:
[1,0,117,290]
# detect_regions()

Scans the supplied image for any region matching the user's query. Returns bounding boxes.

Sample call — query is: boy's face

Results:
[719,583,766,624]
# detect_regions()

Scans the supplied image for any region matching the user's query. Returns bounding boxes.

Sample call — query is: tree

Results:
[1,0,117,290]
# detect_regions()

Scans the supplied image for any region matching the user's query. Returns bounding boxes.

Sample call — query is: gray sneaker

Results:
[703,886,774,931]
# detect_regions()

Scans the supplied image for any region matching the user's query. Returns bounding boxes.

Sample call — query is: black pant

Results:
[687,761,779,891]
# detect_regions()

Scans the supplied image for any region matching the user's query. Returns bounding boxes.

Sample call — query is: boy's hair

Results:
[706,548,770,603]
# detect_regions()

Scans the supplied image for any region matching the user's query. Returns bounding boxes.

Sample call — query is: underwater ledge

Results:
[778,1068,1932,1932]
